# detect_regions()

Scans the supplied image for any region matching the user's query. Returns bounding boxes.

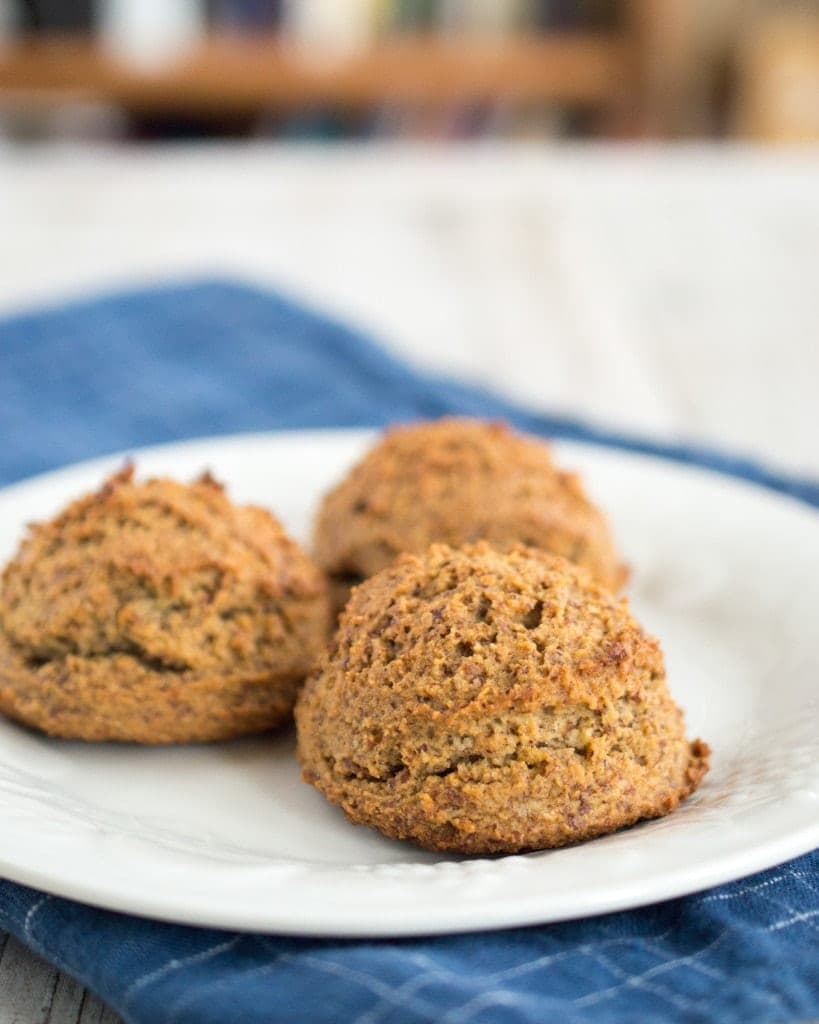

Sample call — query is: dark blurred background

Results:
[0,0,817,143]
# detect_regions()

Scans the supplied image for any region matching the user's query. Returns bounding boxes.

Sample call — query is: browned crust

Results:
[314,418,628,614]
[0,466,330,743]
[296,542,709,854]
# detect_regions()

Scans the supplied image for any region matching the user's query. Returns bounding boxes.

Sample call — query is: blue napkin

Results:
[0,280,817,1024]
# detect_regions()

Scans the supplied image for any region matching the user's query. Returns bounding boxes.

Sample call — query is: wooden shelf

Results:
[0,34,632,116]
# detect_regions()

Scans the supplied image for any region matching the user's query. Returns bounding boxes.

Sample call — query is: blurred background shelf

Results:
[0,0,647,138]
[0,3,816,143]
[0,34,633,115]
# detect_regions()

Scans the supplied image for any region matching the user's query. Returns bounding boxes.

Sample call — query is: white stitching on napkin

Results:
[164,955,312,1024]
[747,878,819,937]
[768,908,819,932]
[354,933,676,1024]
[23,895,51,953]
[573,939,726,1010]
[572,930,783,1015]
[700,871,811,903]
[123,935,240,1009]
[440,988,547,1024]
[280,953,440,1023]
[582,948,704,1014]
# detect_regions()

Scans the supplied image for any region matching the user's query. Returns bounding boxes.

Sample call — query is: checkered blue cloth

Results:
[0,280,817,1024]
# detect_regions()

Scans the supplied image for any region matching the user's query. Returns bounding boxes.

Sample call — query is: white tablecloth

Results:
[1,143,817,477]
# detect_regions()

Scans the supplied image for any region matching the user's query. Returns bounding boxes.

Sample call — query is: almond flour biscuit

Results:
[296,543,708,854]
[0,466,329,743]
[313,418,626,612]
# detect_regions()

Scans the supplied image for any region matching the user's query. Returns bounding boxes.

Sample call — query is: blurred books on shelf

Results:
[18,0,95,32]
[18,0,96,32]
[0,0,632,141]
[208,1,283,33]
[100,0,206,67]
[0,0,17,44]
[736,10,819,142]
[5,0,815,142]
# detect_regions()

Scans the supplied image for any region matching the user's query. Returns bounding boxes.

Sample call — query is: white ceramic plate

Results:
[0,430,817,938]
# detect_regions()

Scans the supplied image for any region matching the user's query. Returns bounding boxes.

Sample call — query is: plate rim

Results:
[1,816,819,937]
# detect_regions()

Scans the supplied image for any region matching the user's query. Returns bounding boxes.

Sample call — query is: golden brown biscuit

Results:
[0,466,329,743]
[296,543,708,854]
[313,418,626,612]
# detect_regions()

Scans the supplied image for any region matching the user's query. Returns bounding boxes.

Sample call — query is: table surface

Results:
[0,142,817,1023]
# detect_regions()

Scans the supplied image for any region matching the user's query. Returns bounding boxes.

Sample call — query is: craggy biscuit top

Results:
[313,417,626,595]
[1,466,324,674]
[297,543,708,854]
[0,466,330,742]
